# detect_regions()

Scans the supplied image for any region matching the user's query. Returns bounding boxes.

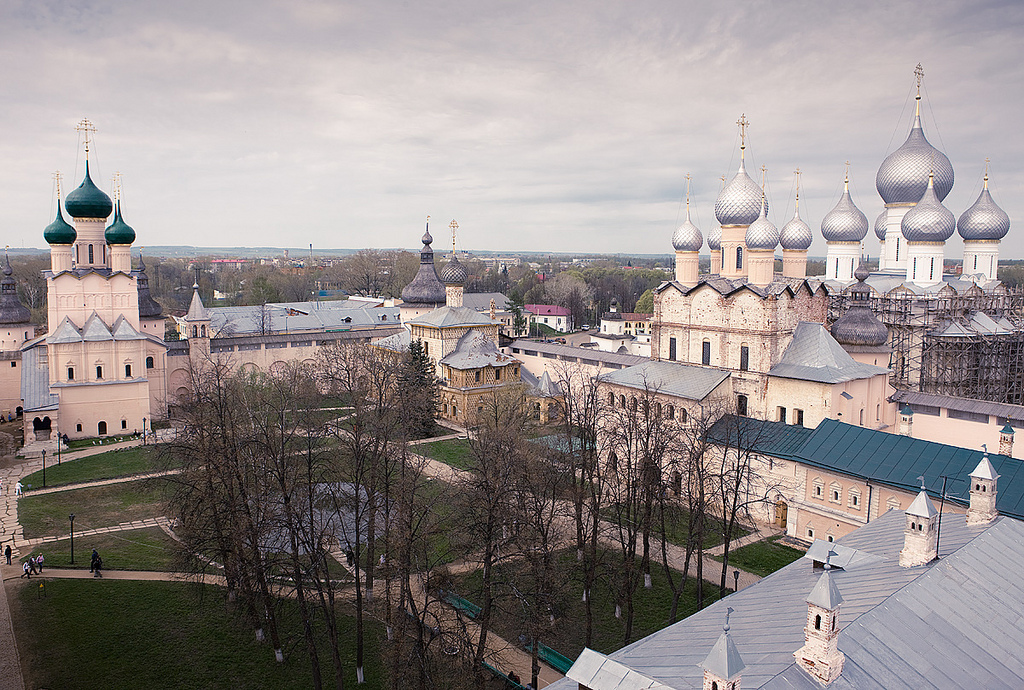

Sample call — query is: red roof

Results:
[525,304,571,317]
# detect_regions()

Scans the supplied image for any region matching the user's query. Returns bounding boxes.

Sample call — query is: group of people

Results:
[19,554,43,578]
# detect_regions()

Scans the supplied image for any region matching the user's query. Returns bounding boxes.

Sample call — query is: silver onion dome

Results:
[831,263,888,347]
[440,254,468,285]
[672,206,703,252]
[821,183,868,242]
[715,160,764,226]
[707,224,722,251]
[901,175,955,242]
[874,209,887,241]
[745,199,779,250]
[876,113,954,205]
[957,177,1010,241]
[780,206,812,251]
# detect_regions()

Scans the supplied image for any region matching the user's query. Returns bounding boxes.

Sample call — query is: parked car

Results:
[581,324,590,331]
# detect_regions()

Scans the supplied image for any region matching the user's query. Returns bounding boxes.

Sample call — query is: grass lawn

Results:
[23,527,181,572]
[10,579,385,690]
[712,536,805,577]
[18,477,173,539]
[21,445,177,489]
[447,547,727,660]
[416,438,474,471]
[602,503,749,550]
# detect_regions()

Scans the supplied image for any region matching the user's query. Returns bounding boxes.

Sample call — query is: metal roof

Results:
[20,342,58,412]
[549,510,1024,690]
[440,330,516,370]
[890,389,1024,424]
[409,306,495,329]
[768,322,889,384]
[508,340,647,369]
[208,301,401,336]
[600,360,730,402]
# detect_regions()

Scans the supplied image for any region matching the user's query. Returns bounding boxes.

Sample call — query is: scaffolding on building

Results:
[828,286,1024,404]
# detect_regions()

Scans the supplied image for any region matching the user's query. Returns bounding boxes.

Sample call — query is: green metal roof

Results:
[712,415,1024,520]
[43,204,76,245]
[64,161,112,219]
[104,203,136,245]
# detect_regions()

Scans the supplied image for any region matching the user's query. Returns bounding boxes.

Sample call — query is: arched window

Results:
[608,452,618,472]
[702,340,711,365]
[736,394,748,417]
[629,397,637,412]
[667,405,675,420]
[121,419,127,429]
[679,408,688,423]
[619,395,626,408]
[98,421,107,435]
[200,325,206,337]
[67,367,75,381]
[96,365,103,379]
[609,392,615,406]
[739,344,749,371]
[88,244,94,263]
[125,364,132,378]
[814,614,821,630]
[735,246,743,269]
[192,326,198,338]
[146,356,154,369]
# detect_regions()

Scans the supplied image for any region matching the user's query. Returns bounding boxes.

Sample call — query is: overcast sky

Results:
[1,0,1021,258]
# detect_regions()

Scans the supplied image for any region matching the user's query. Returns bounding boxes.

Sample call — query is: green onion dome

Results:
[43,204,77,245]
[64,161,112,219]
[104,203,136,245]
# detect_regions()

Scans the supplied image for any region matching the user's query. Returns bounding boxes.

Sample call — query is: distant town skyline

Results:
[1,1,1021,258]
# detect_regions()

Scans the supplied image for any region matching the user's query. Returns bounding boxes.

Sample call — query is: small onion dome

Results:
[745,199,779,250]
[874,209,887,241]
[821,182,868,242]
[43,204,77,245]
[401,225,447,304]
[831,263,888,346]
[957,177,1010,241]
[64,160,113,219]
[707,224,722,251]
[0,254,32,324]
[104,203,136,245]
[876,112,954,205]
[715,159,764,226]
[672,206,703,252]
[440,254,468,285]
[901,174,955,242]
[780,206,812,251]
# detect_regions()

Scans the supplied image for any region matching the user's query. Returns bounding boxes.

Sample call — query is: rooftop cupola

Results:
[830,263,888,348]
[876,64,954,206]
[999,423,1014,457]
[440,219,467,308]
[822,166,868,283]
[899,479,938,567]
[746,171,779,287]
[967,448,999,526]
[673,175,702,287]
[64,159,113,220]
[701,607,745,690]
[136,255,163,319]
[795,550,845,685]
[958,166,1010,282]
[715,115,763,227]
[899,403,914,437]
[400,217,447,306]
[43,194,77,246]
[104,201,136,246]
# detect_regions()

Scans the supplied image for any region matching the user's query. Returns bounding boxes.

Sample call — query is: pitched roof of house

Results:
[440,329,516,370]
[555,511,1024,689]
[600,360,730,402]
[525,304,571,317]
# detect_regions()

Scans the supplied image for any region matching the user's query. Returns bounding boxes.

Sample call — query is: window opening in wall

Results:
[96,365,103,379]
[795,408,804,426]
[121,419,127,429]
[736,246,743,269]
[827,535,834,542]
[98,421,107,435]
[739,345,749,371]
[679,407,687,422]
[702,340,711,365]
[76,423,82,432]
[474,371,480,383]
[737,394,748,417]
[668,337,677,361]
[859,408,864,425]
[667,405,675,420]
[88,244,94,263]
[778,406,787,423]
[495,368,500,381]
[125,364,132,378]
[146,356,154,369]
[67,367,74,381]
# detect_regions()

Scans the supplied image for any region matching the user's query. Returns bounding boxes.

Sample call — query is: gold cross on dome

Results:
[52,171,63,199]
[449,219,459,253]
[914,63,924,94]
[75,118,96,156]
[736,114,749,149]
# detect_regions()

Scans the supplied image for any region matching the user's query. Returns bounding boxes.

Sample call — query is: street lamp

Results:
[41,449,46,488]
[69,513,75,564]
[56,428,61,465]
[142,417,147,445]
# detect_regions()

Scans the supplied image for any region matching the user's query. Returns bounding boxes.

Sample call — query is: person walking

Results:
[34,554,43,572]
[4,544,10,565]
[21,561,30,579]
[14,481,22,496]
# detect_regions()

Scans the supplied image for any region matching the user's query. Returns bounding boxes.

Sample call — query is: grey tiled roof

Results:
[440,330,516,370]
[20,342,58,412]
[409,306,496,329]
[553,510,1024,690]
[209,301,401,336]
[600,360,730,402]
[769,322,889,384]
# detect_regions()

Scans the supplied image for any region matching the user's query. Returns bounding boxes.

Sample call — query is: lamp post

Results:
[69,513,75,564]
[56,428,61,465]
[41,449,46,488]
[142,417,147,445]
